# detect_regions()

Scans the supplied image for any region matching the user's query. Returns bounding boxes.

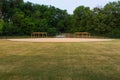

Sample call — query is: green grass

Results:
[0,39,120,80]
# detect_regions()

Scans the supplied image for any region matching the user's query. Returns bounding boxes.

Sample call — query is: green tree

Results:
[35,19,48,32]
[73,6,92,32]
[102,1,120,37]
[0,19,4,32]
[21,17,35,35]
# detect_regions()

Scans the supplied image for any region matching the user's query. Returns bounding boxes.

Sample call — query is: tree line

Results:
[0,0,120,38]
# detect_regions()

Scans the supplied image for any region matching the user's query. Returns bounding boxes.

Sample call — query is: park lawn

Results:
[0,39,120,80]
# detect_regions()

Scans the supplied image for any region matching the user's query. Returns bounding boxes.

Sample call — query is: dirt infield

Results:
[8,38,113,42]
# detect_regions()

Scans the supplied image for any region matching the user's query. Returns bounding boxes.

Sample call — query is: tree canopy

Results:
[0,0,120,38]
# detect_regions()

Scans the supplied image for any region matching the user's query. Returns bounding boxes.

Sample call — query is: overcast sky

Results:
[24,0,118,14]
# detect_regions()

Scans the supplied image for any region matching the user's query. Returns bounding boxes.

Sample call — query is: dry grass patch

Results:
[0,39,120,80]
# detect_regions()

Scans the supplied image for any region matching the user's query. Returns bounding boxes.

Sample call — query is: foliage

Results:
[0,0,120,38]
[0,19,4,31]
[73,6,92,32]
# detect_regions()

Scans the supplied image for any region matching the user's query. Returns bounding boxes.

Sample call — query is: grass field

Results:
[0,39,120,80]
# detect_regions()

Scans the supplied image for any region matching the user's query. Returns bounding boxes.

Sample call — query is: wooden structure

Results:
[74,32,90,38]
[31,32,47,38]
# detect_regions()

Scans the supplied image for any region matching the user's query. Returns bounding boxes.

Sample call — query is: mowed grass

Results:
[0,39,120,80]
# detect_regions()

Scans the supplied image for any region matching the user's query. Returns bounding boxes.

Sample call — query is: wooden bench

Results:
[31,32,47,38]
[74,32,90,38]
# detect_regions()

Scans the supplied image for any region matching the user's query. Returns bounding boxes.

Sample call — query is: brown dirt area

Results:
[7,38,113,42]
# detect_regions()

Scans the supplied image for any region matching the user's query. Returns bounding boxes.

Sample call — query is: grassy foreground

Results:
[0,39,120,80]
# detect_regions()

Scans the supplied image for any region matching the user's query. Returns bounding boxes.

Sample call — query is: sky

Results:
[24,0,118,14]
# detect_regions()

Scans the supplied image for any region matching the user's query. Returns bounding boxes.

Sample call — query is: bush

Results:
[47,28,57,36]
[108,28,120,38]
